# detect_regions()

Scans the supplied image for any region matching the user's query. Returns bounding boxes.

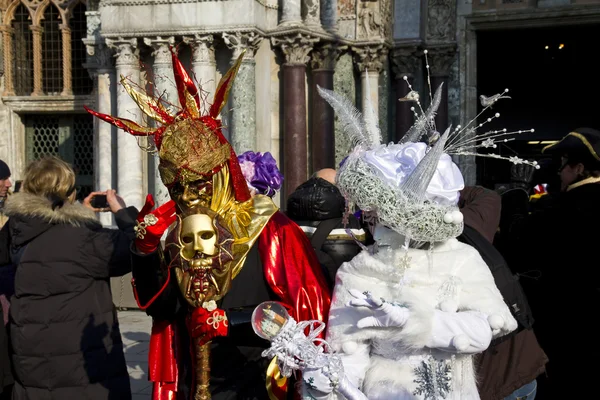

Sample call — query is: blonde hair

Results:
[23,156,76,203]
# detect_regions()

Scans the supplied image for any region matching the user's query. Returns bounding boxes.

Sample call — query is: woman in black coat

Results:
[0,156,137,400]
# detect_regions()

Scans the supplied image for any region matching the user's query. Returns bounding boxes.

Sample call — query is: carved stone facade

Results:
[1,0,596,232]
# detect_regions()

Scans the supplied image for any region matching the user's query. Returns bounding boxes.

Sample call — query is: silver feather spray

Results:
[317,85,368,148]
[400,83,444,145]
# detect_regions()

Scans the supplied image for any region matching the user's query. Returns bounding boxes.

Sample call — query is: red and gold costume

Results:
[85,48,330,400]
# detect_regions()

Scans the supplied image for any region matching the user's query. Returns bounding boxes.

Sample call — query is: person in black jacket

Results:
[0,156,138,400]
[286,169,368,289]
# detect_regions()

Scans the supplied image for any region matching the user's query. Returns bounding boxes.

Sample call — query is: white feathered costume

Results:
[301,82,518,400]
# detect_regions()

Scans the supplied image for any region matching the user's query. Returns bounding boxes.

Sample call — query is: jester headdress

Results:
[85,48,251,204]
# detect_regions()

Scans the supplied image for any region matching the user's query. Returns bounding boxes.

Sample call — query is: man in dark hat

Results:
[507,127,600,392]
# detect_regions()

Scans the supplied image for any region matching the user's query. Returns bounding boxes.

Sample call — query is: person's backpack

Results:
[458,225,534,342]
[309,217,342,290]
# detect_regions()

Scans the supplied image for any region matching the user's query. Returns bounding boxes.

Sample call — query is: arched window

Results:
[11,4,33,96]
[71,2,92,95]
[41,4,63,95]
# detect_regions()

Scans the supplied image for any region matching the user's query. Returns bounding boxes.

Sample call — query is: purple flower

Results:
[238,151,283,198]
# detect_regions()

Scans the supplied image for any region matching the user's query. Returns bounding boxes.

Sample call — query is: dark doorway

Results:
[476,24,600,188]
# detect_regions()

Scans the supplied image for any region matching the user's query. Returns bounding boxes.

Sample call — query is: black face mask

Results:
[286,177,346,221]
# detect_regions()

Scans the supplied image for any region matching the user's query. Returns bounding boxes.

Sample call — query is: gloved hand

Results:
[510,163,535,191]
[347,289,410,329]
[135,194,177,254]
[303,366,336,397]
[187,302,229,346]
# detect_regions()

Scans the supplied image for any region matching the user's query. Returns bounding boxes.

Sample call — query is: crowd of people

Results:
[0,47,597,400]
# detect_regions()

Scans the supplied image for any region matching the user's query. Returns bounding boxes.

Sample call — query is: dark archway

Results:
[476,24,600,188]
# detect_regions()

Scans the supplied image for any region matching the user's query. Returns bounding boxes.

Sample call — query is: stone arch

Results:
[2,0,32,25]
[33,0,66,26]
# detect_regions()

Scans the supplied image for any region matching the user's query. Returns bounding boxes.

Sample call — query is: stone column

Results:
[310,44,345,172]
[184,34,216,108]
[31,26,43,96]
[353,45,388,119]
[60,25,72,95]
[86,44,115,226]
[1,26,15,96]
[391,46,420,142]
[272,33,319,198]
[106,38,145,210]
[280,0,302,26]
[427,46,456,133]
[223,31,262,154]
[144,37,175,206]
[320,0,337,32]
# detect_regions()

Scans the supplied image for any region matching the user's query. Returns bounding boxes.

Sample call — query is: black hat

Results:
[542,127,600,168]
[0,160,10,180]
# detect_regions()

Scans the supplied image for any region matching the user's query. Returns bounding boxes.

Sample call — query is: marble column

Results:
[353,45,388,119]
[31,26,43,96]
[280,0,302,26]
[427,46,456,133]
[320,0,337,32]
[184,34,216,109]
[145,37,175,206]
[60,25,73,95]
[1,26,15,96]
[106,38,145,210]
[223,31,262,154]
[272,33,319,198]
[391,47,420,142]
[86,44,115,226]
[310,44,345,172]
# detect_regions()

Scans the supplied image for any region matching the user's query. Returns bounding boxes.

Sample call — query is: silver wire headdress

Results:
[318,50,538,243]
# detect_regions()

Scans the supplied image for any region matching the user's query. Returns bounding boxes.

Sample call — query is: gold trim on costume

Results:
[567,176,600,192]
[266,357,287,400]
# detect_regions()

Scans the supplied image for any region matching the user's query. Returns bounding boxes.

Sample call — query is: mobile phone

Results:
[91,194,109,209]
[14,180,22,193]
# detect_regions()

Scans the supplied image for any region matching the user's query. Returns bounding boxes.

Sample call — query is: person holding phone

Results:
[0,155,138,400]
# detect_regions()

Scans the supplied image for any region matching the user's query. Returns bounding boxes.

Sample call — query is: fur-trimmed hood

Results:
[4,192,100,247]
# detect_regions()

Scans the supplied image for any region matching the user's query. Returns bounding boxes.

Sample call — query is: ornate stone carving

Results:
[357,2,382,39]
[310,44,347,70]
[86,11,101,39]
[86,44,114,70]
[391,46,421,78]
[427,45,456,77]
[183,34,215,65]
[303,0,320,26]
[380,0,392,39]
[352,45,388,73]
[106,38,139,67]
[222,31,262,61]
[144,37,175,65]
[272,33,319,65]
[427,0,456,42]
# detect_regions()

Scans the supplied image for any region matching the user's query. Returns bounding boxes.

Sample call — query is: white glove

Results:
[347,289,410,328]
[303,366,335,398]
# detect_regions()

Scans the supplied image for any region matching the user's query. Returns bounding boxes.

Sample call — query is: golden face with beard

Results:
[167,208,234,307]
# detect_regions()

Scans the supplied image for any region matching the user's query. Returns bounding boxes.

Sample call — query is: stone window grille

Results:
[25,114,95,199]
[1,0,93,96]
